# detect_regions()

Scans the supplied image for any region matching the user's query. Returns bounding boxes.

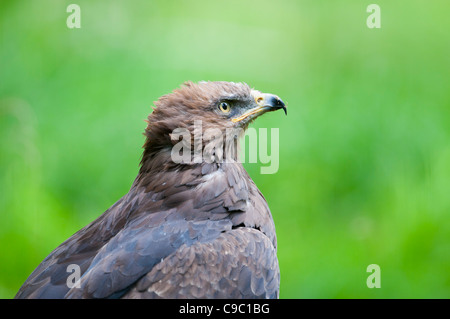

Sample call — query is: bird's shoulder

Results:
[16,161,276,299]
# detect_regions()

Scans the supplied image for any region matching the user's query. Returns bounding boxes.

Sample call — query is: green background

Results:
[1,0,449,298]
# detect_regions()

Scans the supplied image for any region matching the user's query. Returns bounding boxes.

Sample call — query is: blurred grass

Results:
[1,0,449,298]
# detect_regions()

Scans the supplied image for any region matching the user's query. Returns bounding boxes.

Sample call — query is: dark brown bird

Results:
[15,81,286,299]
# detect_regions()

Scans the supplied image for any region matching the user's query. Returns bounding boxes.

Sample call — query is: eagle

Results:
[15,81,287,299]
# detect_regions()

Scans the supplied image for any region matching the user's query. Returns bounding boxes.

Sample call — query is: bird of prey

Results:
[15,81,287,299]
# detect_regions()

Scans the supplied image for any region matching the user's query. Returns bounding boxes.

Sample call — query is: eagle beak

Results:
[232,92,287,123]
[257,94,287,115]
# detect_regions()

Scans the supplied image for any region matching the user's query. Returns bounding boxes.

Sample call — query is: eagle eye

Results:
[218,101,231,114]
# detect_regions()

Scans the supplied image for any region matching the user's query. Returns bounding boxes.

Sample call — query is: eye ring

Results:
[218,102,231,113]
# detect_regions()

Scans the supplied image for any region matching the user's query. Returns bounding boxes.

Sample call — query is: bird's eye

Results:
[218,102,231,114]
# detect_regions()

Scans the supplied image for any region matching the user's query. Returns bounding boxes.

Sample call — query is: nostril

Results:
[275,97,285,107]
[265,95,284,108]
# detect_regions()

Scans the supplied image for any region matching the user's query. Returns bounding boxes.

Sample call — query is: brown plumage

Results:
[15,81,286,299]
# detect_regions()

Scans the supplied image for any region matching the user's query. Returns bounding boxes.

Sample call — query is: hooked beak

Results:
[231,91,287,123]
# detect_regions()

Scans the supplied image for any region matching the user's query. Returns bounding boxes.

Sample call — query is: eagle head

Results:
[141,81,286,166]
